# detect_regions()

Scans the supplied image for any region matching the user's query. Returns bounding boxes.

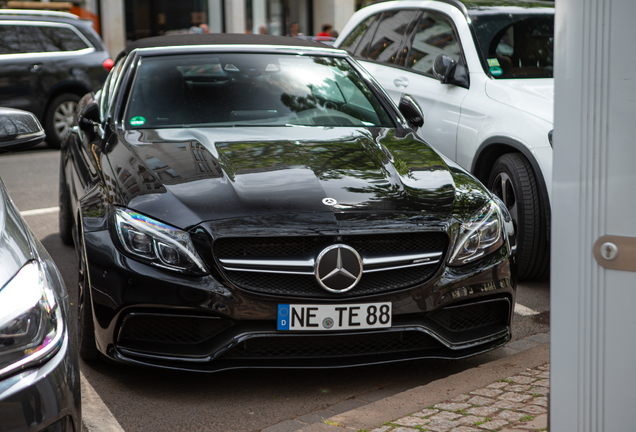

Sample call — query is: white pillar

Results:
[84,0,99,15]
[208,0,223,33]
[312,0,354,36]
[252,0,266,34]
[224,0,246,33]
[551,0,636,430]
[100,0,125,56]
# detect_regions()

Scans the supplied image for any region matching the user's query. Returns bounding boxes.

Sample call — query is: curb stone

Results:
[262,333,550,432]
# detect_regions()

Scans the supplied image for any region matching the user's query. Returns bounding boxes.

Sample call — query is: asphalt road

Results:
[0,145,550,431]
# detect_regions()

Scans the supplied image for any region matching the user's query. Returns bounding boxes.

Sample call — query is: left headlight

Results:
[448,200,505,266]
[0,261,64,379]
[114,207,209,275]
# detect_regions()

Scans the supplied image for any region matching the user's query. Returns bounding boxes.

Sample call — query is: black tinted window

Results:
[406,12,461,76]
[39,26,89,52]
[367,10,418,63]
[125,54,393,129]
[17,26,47,53]
[0,26,21,54]
[470,12,553,79]
[339,14,377,56]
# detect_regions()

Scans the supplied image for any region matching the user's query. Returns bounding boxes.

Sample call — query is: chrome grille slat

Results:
[219,251,443,275]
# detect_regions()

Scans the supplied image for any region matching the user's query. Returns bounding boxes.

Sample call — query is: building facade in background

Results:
[83,0,357,55]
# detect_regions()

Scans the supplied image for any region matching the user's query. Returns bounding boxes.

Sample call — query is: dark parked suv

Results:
[0,9,111,147]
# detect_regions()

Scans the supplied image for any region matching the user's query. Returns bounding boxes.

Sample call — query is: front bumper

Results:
[0,332,80,432]
[84,229,515,372]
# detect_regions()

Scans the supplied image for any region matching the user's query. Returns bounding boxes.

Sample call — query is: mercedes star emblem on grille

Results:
[322,197,337,206]
[315,244,363,293]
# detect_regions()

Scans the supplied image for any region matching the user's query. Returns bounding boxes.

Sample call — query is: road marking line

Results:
[81,371,125,432]
[515,303,541,316]
[20,206,59,216]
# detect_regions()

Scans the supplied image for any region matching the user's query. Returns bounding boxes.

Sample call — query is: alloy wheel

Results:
[53,101,77,141]
[491,171,518,228]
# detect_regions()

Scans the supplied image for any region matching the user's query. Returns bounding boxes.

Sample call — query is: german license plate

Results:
[277,303,392,331]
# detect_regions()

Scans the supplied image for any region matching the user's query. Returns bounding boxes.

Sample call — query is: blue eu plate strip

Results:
[277,304,290,330]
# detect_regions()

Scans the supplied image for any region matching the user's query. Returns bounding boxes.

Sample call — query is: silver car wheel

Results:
[53,101,77,140]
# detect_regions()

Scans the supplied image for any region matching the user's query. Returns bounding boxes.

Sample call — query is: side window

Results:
[0,25,24,54]
[106,58,127,115]
[98,57,127,121]
[339,14,378,56]
[353,14,382,58]
[366,10,419,64]
[405,11,462,76]
[38,26,89,52]
[98,74,112,121]
[17,26,46,53]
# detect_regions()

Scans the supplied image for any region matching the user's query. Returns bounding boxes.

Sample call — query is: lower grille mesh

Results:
[430,299,510,332]
[221,331,443,359]
[118,314,232,345]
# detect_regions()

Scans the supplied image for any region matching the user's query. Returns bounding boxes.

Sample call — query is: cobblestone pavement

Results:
[370,364,550,432]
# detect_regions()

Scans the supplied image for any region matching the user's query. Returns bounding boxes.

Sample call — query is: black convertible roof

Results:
[118,33,329,60]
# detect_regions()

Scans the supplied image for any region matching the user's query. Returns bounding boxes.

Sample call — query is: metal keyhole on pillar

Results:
[602,242,618,261]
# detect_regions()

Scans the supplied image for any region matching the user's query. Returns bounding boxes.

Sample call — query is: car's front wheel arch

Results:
[472,138,551,280]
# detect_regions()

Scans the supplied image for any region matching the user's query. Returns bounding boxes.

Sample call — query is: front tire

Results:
[488,153,549,280]
[78,232,99,361]
[45,93,80,149]
[59,154,74,246]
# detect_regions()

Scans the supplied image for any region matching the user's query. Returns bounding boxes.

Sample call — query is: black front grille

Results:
[118,314,233,345]
[225,263,439,298]
[214,232,446,258]
[215,232,447,297]
[430,299,510,332]
[221,331,443,359]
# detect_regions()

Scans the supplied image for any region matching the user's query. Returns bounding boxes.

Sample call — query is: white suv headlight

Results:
[114,207,209,275]
[0,261,64,379]
[449,200,505,265]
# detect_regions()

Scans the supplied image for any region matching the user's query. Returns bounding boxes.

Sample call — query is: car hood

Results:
[0,179,33,288]
[485,78,554,124]
[108,127,464,229]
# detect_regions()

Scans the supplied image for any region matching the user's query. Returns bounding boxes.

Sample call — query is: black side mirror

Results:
[75,93,100,143]
[433,54,455,82]
[432,54,469,89]
[76,93,100,131]
[398,94,424,130]
[0,108,46,153]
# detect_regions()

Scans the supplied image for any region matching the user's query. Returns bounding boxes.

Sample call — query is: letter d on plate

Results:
[277,304,290,330]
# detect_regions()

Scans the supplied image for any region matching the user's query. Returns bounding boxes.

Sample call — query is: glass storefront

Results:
[124,0,316,42]
[125,0,209,41]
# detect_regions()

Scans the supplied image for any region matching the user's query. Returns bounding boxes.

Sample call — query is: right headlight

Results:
[113,207,209,275]
[0,260,64,379]
[448,200,505,266]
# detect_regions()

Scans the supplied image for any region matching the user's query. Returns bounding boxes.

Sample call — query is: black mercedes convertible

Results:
[60,33,516,372]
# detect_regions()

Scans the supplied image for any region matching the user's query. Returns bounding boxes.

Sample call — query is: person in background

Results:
[258,24,268,35]
[287,22,303,37]
[199,23,210,34]
[316,24,332,40]
[329,29,339,38]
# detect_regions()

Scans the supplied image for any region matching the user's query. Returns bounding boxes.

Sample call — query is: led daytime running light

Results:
[114,208,208,274]
[449,201,504,265]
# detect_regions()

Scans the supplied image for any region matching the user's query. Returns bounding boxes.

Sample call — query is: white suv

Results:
[336,0,554,280]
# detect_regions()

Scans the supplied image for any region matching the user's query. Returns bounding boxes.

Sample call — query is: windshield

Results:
[124,53,393,129]
[469,9,554,79]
